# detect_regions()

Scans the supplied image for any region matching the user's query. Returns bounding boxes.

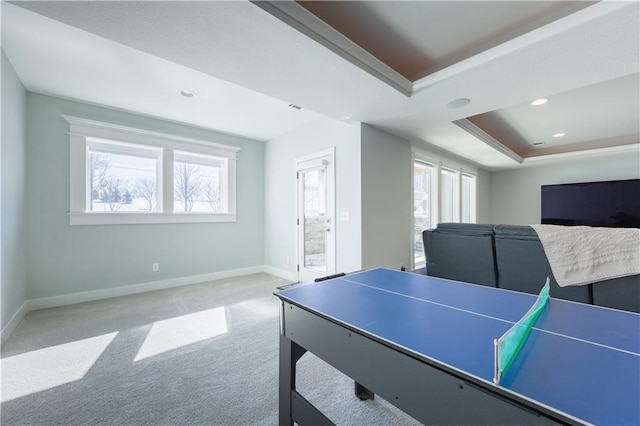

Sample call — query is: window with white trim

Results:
[413,161,435,267]
[461,173,477,223]
[173,151,228,213]
[87,140,162,213]
[412,156,477,268]
[65,115,239,225]
[440,167,459,223]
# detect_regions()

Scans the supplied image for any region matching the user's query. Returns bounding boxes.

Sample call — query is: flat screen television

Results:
[541,179,640,228]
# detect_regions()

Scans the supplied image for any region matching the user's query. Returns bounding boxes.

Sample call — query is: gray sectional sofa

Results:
[423,223,640,313]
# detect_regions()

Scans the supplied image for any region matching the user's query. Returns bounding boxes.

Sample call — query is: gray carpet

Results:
[1,273,420,425]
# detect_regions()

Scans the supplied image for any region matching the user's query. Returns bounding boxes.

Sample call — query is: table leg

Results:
[279,333,307,426]
[354,381,375,400]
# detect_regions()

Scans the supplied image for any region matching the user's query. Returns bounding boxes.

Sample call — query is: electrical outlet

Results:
[152,263,159,272]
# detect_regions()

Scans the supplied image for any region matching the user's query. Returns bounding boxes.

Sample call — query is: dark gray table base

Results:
[278,301,572,426]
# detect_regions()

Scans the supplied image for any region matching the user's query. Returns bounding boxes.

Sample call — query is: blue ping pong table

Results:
[275,268,640,425]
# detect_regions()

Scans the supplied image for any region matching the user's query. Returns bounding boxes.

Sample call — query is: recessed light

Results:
[552,133,566,138]
[180,90,195,98]
[531,98,548,106]
[446,98,470,109]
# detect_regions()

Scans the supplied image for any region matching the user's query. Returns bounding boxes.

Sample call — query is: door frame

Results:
[295,148,336,282]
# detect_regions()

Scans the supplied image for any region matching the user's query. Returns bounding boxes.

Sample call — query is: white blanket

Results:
[530,225,640,287]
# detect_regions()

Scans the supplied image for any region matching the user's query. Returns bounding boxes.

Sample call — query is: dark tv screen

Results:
[541,179,640,228]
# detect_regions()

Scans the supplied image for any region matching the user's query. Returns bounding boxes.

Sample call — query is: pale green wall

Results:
[489,151,640,225]
[25,94,265,299]
[264,116,362,276]
[475,168,492,224]
[1,51,28,329]
[361,124,412,270]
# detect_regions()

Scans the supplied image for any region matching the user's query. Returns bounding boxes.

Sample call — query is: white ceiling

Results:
[2,1,639,170]
[1,2,322,141]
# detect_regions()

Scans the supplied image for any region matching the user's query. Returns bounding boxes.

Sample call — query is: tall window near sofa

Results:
[461,173,477,223]
[414,161,435,267]
[413,155,477,269]
[440,167,459,223]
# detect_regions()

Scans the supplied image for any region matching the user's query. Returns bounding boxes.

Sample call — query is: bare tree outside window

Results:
[204,177,221,212]
[174,163,203,212]
[90,152,123,211]
[89,150,156,212]
[90,152,111,202]
[101,177,124,211]
[135,177,157,212]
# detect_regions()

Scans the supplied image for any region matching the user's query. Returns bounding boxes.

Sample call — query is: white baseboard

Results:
[1,301,29,345]
[27,265,265,312]
[1,265,270,342]
[263,265,296,282]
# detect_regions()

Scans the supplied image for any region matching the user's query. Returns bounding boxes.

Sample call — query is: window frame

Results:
[411,150,478,269]
[439,166,460,223]
[86,138,163,213]
[173,150,229,214]
[413,159,436,268]
[65,115,240,225]
[461,172,477,223]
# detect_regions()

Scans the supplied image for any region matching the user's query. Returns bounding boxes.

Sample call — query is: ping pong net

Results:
[494,278,550,385]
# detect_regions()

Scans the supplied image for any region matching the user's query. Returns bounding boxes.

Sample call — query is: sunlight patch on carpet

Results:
[1,332,118,402]
[232,299,277,318]
[134,306,228,361]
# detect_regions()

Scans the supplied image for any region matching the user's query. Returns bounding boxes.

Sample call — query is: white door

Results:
[296,149,335,282]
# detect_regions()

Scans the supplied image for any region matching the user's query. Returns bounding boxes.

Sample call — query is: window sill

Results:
[69,212,237,225]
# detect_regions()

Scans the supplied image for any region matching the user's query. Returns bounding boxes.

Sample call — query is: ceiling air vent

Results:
[288,104,304,111]
[533,142,545,147]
